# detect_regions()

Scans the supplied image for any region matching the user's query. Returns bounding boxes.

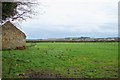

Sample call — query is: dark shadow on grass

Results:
[19,69,64,78]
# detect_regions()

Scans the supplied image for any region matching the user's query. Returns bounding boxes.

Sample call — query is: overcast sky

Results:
[17,0,118,39]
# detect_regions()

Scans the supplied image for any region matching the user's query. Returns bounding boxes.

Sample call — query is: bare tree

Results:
[1,0,39,23]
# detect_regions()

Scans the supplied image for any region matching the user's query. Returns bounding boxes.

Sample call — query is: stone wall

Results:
[1,21,26,50]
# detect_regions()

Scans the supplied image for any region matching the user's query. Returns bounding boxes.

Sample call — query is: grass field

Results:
[2,42,118,78]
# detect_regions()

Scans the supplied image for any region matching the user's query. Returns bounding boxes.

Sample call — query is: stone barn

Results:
[1,21,26,50]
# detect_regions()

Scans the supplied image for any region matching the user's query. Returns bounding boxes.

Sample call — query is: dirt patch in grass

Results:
[19,69,64,78]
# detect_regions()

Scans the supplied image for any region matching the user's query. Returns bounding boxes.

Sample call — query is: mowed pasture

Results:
[2,42,118,78]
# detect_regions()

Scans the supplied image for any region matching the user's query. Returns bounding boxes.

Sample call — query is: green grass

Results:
[2,42,118,78]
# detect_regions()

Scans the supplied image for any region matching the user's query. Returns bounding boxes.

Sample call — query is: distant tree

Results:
[1,0,38,23]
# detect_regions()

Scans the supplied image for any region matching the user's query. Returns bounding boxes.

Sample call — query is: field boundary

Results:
[26,40,119,43]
